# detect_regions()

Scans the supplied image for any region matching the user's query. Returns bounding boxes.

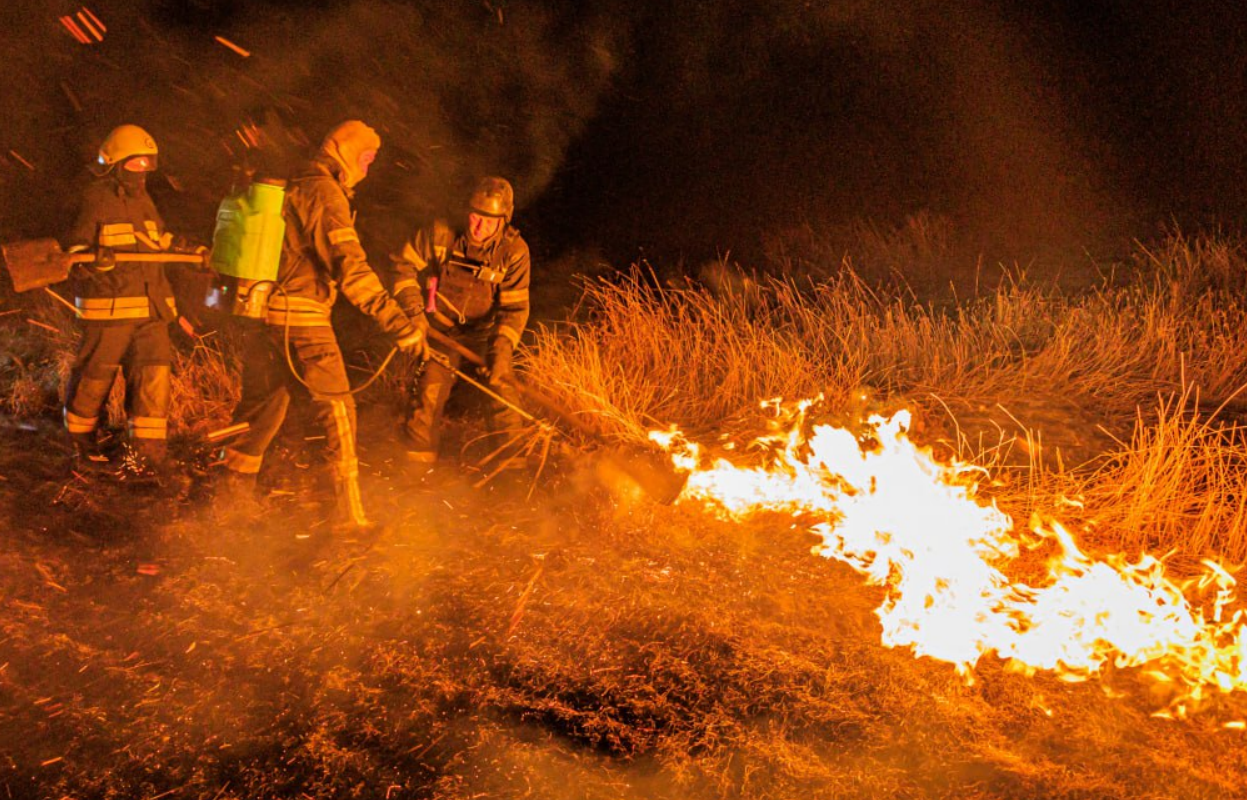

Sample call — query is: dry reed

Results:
[525,231,1247,562]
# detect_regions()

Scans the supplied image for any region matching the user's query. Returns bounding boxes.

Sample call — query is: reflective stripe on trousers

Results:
[64,321,172,452]
[224,323,369,524]
[330,399,368,527]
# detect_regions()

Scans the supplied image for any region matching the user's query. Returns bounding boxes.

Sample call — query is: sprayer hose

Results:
[269,282,399,399]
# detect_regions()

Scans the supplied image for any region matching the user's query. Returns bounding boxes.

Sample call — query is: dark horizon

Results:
[2,0,1246,270]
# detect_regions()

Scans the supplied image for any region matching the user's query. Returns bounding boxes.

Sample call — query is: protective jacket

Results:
[391,220,531,460]
[66,176,177,324]
[223,153,414,530]
[267,155,414,339]
[391,222,531,346]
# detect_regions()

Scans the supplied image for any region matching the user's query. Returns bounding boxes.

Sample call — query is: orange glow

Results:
[652,402,1247,719]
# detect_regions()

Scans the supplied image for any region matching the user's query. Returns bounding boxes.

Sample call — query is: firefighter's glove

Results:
[93,246,117,272]
[171,237,212,270]
[395,326,428,361]
[399,296,427,325]
[486,336,515,386]
[404,312,430,360]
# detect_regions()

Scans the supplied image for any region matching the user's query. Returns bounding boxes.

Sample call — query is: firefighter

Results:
[62,124,187,479]
[390,176,531,464]
[219,120,425,532]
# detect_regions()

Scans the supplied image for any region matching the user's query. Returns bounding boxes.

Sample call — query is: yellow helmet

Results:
[97,124,158,172]
[468,176,514,222]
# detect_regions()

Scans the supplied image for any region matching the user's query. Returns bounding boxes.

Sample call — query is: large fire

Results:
[650,401,1247,722]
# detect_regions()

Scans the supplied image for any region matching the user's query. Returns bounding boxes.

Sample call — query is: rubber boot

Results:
[68,432,111,476]
[331,469,377,535]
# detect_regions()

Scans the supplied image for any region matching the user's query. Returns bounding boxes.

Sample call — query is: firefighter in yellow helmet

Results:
[62,124,184,479]
[390,176,532,464]
[220,120,425,532]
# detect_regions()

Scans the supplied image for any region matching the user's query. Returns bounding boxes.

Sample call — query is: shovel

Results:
[425,328,690,504]
[0,238,207,293]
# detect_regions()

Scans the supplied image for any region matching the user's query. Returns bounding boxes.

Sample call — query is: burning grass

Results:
[6,230,1247,797]
[4,454,1246,799]
[527,231,1247,562]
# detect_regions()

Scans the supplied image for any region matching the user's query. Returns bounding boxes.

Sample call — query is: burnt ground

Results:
[2,403,1247,800]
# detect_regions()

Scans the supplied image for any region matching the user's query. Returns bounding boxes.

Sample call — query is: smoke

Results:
[0,0,628,248]
[2,0,1242,273]
[535,0,1125,265]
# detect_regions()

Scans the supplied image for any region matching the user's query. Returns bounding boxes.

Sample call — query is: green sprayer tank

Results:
[206,179,286,318]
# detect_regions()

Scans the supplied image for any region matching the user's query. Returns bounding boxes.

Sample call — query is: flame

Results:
[652,403,1247,718]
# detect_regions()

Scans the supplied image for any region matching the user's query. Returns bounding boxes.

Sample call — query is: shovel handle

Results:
[66,252,207,265]
[427,327,486,368]
[425,327,603,440]
[424,326,687,503]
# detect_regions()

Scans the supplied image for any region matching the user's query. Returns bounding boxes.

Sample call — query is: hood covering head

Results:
[320,120,381,189]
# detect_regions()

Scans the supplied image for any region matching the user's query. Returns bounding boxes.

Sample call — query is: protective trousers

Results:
[404,327,523,457]
[63,320,172,462]
[222,324,368,528]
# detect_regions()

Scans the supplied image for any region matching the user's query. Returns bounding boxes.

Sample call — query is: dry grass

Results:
[0,293,77,418]
[525,230,1247,564]
[6,230,1247,798]
[167,330,242,438]
[1073,391,1247,560]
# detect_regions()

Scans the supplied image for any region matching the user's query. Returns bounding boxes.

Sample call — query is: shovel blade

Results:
[1,238,72,293]
[598,445,690,505]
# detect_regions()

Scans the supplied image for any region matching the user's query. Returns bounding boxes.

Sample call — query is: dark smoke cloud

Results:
[536,0,1123,265]
[2,0,1243,269]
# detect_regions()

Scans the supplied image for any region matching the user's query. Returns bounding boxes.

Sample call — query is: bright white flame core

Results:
[653,408,1247,716]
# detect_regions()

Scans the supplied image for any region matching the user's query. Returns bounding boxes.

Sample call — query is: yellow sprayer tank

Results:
[210,179,286,281]
[206,178,285,318]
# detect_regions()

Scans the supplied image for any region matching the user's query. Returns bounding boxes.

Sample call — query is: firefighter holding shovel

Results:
[59,125,202,480]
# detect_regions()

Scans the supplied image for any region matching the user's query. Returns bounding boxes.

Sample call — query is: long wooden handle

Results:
[427,327,486,367]
[425,327,603,439]
[66,252,207,265]
[424,327,688,503]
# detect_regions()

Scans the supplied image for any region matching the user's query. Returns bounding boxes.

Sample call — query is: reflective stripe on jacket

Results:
[272,157,414,339]
[75,295,177,321]
[266,295,334,327]
[390,221,531,345]
[65,176,178,324]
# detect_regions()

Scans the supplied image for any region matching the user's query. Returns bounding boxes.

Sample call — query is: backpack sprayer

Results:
[204,178,286,319]
[205,176,396,398]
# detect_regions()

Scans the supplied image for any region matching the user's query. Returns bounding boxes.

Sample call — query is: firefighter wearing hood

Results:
[62,124,183,479]
[220,120,425,532]
[390,176,532,463]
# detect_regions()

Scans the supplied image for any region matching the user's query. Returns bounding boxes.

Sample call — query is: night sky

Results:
[2,0,1246,269]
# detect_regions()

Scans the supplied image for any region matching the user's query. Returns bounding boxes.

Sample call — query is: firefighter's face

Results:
[357,149,377,179]
[468,213,503,243]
